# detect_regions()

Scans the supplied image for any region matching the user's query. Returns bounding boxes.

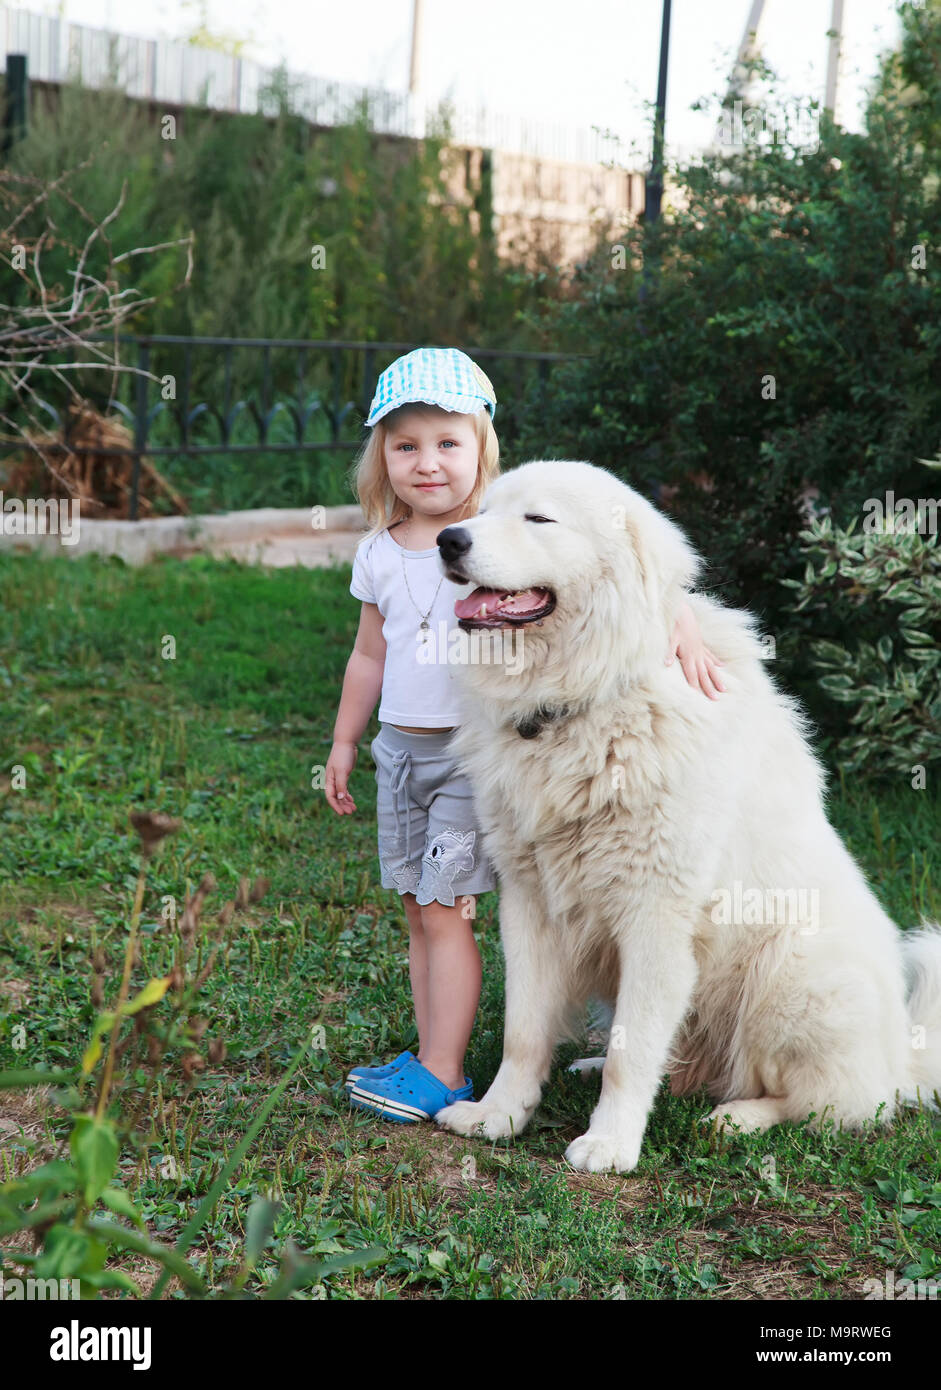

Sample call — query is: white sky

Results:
[27,1,903,154]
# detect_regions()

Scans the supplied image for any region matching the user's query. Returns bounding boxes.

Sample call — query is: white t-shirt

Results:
[349,525,475,728]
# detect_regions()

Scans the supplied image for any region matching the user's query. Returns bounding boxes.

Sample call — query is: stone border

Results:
[0,504,367,565]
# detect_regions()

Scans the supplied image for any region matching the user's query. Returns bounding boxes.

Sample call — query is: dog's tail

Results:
[900,923,941,1109]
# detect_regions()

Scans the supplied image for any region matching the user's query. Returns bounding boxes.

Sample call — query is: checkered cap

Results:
[365,347,496,427]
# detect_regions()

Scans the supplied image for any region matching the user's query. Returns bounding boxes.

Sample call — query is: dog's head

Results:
[437,460,701,712]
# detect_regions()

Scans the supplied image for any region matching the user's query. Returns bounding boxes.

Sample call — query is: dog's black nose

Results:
[437,527,472,564]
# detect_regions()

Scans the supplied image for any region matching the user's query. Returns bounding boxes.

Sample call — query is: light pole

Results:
[408,0,424,96]
[645,0,672,225]
[407,0,425,139]
[824,0,845,119]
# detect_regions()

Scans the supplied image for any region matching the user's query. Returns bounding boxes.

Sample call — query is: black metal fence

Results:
[10,336,583,519]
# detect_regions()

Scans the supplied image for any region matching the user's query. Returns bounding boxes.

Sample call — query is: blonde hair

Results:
[350,402,501,543]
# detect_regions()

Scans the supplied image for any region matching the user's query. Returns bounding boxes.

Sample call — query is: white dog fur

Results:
[433,460,941,1174]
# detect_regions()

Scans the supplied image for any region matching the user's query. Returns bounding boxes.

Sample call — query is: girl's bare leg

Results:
[415,897,481,1092]
[401,892,429,1052]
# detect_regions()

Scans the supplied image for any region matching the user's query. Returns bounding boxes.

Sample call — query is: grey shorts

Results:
[370,722,497,907]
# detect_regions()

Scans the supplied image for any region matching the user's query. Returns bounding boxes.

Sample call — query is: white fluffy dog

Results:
[434,460,941,1174]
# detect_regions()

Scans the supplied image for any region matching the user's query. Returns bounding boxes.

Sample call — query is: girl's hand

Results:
[666,600,725,700]
[326,741,358,814]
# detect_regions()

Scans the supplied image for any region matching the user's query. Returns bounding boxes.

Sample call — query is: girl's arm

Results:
[666,599,725,700]
[326,603,386,815]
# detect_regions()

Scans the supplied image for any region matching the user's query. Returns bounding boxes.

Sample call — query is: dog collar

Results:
[513,704,574,739]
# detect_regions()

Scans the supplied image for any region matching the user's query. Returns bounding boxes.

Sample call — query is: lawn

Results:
[1,549,939,1300]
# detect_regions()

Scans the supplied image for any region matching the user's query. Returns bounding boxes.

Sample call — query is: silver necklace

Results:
[400,516,444,644]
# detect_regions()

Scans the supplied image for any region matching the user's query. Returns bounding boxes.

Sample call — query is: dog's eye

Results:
[525,514,556,524]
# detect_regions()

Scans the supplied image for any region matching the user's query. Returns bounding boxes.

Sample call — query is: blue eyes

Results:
[397,440,457,450]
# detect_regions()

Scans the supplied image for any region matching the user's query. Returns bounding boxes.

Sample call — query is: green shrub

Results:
[5,73,564,399]
[782,464,941,776]
[518,0,941,721]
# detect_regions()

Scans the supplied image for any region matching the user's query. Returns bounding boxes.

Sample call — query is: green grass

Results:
[0,548,939,1300]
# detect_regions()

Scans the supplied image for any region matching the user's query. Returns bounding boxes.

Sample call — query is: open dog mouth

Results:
[452,584,556,628]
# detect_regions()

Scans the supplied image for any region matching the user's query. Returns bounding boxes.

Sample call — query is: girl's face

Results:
[382,407,480,521]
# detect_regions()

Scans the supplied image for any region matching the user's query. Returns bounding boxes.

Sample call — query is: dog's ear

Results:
[621,497,702,620]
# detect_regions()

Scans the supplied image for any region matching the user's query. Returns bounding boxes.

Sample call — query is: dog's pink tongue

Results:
[454,587,548,619]
[455,587,504,619]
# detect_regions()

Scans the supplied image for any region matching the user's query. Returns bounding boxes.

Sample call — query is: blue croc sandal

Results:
[349,1059,473,1124]
[344,1049,415,1093]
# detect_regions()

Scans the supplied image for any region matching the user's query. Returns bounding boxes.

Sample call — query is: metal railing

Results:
[9,335,584,519]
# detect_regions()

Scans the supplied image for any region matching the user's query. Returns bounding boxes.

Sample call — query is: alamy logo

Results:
[49,1320,152,1370]
[862,491,938,534]
[862,1270,939,1300]
[0,492,81,544]
[414,620,525,675]
[710,881,820,935]
[0,1274,79,1299]
[715,99,819,152]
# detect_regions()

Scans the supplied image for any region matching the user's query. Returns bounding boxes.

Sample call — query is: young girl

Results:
[325,346,724,1125]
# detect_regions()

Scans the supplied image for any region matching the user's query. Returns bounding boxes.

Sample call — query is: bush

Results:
[783,458,941,777]
[518,0,941,722]
[6,74,564,387]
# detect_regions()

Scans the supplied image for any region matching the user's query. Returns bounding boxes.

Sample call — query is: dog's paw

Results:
[703,1102,746,1133]
[566,1057,606,1077]
[703,1098,783,1134]
[436,1095,530,1139]
[564,1130,640,1174]
[433,1095,514,1139]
